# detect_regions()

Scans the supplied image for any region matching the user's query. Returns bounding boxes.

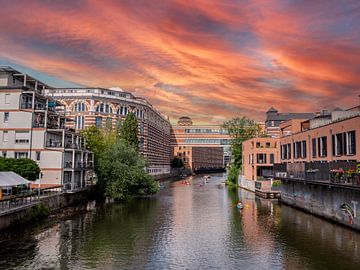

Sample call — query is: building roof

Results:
[0,172,30,187]
[266,107,278,113]
[266,112,315,122]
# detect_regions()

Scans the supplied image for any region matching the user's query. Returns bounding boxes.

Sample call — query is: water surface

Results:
[0,173,359,269]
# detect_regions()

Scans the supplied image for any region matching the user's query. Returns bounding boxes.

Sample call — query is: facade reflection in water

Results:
[0,173,360,269]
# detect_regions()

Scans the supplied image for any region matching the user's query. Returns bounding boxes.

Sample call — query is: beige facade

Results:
[45,88,171,176]
[242,137,280,181]
[280,115,360,163]
[171,117,232,170]
[0,67,93,190]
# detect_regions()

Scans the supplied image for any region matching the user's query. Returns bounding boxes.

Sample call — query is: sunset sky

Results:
[0,0,359,124]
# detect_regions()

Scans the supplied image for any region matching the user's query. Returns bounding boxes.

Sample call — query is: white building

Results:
[0,67,94,190]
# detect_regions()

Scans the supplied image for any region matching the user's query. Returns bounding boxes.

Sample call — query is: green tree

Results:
[97,140,159,200]
[0,157,40,180]
[120,112,139,151]
[171,157,184,168]
[222,117,266,185]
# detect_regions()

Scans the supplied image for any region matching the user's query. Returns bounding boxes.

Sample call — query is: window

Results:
[5,94,10,104]
[270,153,274,164]
[2,151,7,158]
[95,117,102,128]
[15,131,30,144]
[301,141,306,158]
[74,102,86,112]
[15,152,28,159]
[257,153,267,164]
[3,131,8,142]
[312,138,316,158]
[256,142,260,148]
[318,136,327,157]
[346,131,356,155]
[75,115,85,129]
[266,142,270,148]
[332,133,345,156]
[294,141,302,159]
[36,151,41,161]
[4,112,9,123]
[96,103,113,113]
[106,117,112,128]
[287,143,291,159]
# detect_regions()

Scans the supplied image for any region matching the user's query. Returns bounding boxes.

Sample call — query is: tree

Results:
[0,157,40,180]
[222,116,266,167]
[222,117,266,185]
[171,157,184,168]
[97,140,159,200]
[120,112,139,151]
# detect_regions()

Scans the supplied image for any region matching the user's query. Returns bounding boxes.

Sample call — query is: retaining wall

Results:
[281,181,360,230]
[0,189,89,230]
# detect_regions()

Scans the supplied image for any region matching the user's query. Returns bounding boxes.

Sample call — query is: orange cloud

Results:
[0,0,358,123]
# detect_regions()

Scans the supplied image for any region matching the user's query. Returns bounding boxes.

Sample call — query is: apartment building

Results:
[45,87,171,176]
[171,116,231,170]
[242,137,280,181]
[0,67,94,190]
[275,105,360,182]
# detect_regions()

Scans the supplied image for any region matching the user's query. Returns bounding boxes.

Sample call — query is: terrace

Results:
[274,161,360,188]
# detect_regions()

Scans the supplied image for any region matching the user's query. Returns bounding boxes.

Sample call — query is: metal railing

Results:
[274,161,360,187]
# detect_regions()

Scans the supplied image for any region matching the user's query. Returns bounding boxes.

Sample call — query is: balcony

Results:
[274,161,360,187]
[46,140,62,148]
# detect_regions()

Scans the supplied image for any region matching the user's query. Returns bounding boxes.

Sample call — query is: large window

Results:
[74,102,86,112]
[312,138,316,158]
[75,115,85,129]
[347,131,356,155]
[118,106,128,116]
[301,141,306,158]
[95,117,102,128]
[257,153,267,164]
[332,130,356,156]
[270,153,274,164]
[318,136,327,157]
[96,103,113,114]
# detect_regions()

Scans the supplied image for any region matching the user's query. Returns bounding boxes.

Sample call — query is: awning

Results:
[0,172,31,187]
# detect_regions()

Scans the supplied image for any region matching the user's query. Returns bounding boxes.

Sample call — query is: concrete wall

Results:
[238,175,255,192]
[281,181,360,230]
[0,190,89,230]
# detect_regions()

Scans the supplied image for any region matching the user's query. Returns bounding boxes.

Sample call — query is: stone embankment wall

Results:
[238,176,255,192]
[281,181,360,230]
[0,190,89,230]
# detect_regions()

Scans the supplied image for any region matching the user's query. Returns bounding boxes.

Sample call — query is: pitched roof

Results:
[0,172,31,187]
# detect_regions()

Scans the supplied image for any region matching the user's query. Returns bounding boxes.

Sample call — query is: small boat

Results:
[236,202,244,209]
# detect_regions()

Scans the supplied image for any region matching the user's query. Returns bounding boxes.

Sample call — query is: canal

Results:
[1,173,360,269]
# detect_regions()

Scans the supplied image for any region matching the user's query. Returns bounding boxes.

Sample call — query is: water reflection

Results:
[0,173,359,269]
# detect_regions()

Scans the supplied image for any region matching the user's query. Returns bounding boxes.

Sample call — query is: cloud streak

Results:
[0,0,359,123]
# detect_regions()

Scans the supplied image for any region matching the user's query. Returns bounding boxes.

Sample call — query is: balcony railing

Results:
[46,141,62,148]
[274,161,360,187]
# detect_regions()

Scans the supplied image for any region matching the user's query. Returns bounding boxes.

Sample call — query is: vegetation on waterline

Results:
[222,116,266,186]
[82,112,159,200]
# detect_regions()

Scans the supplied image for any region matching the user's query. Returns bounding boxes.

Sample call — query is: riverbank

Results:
[0,188,91,231]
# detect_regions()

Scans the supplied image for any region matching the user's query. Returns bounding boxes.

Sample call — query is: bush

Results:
[0,157,40,180]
